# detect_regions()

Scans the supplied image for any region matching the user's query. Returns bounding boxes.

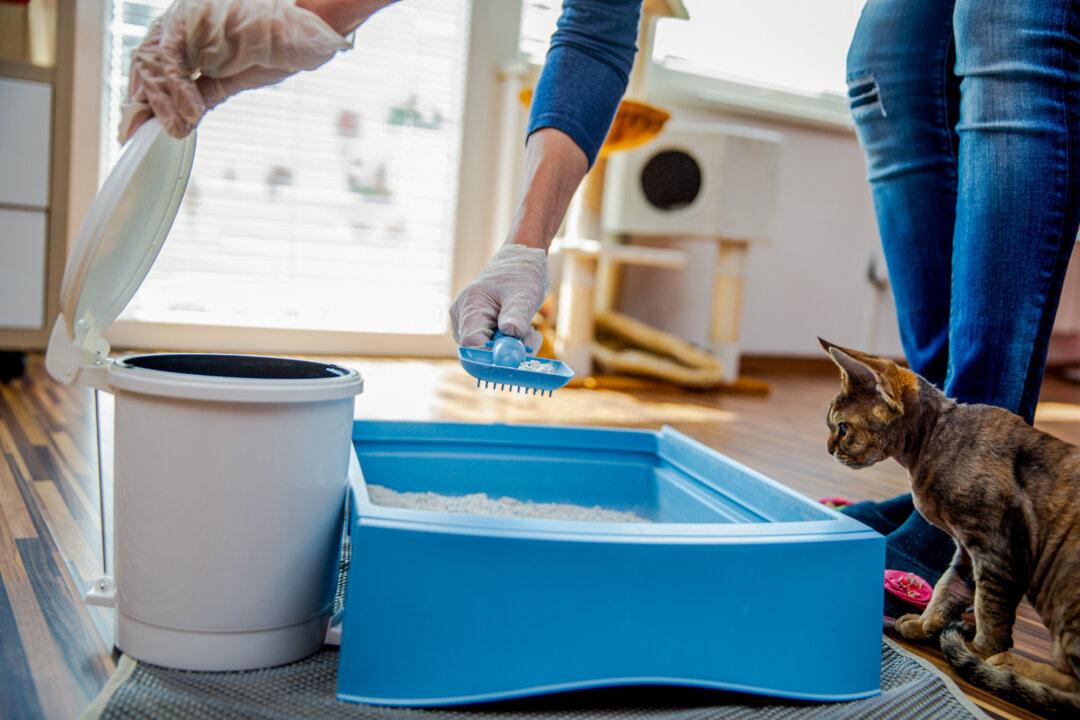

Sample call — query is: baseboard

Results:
[740,353,909,377]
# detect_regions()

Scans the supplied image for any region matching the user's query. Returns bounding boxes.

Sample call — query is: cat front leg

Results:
[970,556,1024,658]
[922,547,975,633]
[895,547,973,641]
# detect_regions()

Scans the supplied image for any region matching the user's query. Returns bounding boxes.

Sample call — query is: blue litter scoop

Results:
[459,331,574,397]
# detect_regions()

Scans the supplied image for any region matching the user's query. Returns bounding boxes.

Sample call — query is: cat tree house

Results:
[598,121,782,382]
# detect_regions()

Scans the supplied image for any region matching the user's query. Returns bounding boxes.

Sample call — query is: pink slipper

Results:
[884,570,932,610]
[819,496,854,509]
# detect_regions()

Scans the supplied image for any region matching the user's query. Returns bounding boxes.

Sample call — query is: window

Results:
[101,0,471,335]
[518,1,561,65]
[652,1,863,99]
[519,0,863,113]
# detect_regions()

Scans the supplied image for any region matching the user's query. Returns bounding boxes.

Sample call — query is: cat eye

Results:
[836,422,849,438]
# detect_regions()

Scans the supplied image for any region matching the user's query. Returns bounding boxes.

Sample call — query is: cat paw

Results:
[987,652,1020,669]
[922,614,947,635]
[986,651,1080,691]
[895,613,936,641]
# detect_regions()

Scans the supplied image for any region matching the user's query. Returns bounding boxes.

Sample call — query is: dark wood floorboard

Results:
[3,352,1080,719]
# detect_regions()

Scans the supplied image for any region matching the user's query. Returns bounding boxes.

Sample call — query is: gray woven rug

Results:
[81,534,985,719]
[81,638,985,720]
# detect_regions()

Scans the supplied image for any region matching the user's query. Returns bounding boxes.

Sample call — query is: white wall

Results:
[730,110,902,357]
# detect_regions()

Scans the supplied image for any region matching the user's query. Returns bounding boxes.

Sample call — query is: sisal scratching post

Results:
[554,245,597,376]
[711,240,749,383]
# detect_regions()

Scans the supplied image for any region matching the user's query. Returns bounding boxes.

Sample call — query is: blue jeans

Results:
[848,0,1080,424]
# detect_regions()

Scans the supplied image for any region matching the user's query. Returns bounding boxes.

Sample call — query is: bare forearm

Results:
[506,128,589,251]
[296,0,398,35]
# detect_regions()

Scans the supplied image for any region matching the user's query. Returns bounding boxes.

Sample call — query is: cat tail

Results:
[940,624,1080,720]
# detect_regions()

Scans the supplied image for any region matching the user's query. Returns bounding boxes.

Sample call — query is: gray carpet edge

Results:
[80,639,989,720]
[881,638,988,720]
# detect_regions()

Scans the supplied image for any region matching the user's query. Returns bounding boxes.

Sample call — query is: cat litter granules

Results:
[367,485,650,523]
[516,359,556,373]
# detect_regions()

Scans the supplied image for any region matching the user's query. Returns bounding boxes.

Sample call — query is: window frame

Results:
[70,0,521,357]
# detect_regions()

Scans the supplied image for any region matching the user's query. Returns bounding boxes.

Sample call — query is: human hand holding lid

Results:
[119,0,399,143]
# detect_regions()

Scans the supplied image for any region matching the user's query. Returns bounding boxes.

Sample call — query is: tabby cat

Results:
[820,338,1080,718]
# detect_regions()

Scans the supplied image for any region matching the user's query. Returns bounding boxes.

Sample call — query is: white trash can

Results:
[45,119,363,670]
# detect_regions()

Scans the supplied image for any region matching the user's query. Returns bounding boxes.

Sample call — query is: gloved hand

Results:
[450,244,549,352]
[120,0,351,143]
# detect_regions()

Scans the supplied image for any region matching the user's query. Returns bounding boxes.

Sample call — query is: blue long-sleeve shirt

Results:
[527,0,643,166]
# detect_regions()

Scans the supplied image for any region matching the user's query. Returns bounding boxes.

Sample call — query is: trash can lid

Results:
[47,119,195,383]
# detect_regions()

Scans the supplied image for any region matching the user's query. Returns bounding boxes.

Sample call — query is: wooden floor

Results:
[3,353,1080,719]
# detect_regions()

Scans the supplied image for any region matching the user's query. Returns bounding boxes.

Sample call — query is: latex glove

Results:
[450,244,548,352]
[120,0,351,142]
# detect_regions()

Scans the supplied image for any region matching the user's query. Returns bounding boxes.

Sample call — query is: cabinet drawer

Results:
[0,208,47,329]
[0,77,51,209]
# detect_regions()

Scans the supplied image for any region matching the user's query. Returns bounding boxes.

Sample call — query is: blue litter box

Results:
[337,421,884,706]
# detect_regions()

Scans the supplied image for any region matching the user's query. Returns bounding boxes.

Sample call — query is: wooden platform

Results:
[3,352,1078,719]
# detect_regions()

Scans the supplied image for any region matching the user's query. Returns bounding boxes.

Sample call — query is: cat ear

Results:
[822,342,904,412]
[825,345,877,387]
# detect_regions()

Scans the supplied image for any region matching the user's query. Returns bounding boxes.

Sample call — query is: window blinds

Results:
[102,0,471,334]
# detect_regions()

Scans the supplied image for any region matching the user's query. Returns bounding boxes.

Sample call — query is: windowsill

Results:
[105,319,457,358]
[516,56,855,134]
[644,62,855,134]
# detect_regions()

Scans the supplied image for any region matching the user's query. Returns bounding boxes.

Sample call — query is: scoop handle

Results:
[486,331,534,353]
[489,331,528,368]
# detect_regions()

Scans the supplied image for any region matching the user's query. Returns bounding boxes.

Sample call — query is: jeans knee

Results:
[952,1,1008,67]
[847,74,884,123]
[847,0,961,177]
[846,0,893,122]
[953,0,1067,75]
[952,0,1074,137]
[847,0,956,124]
[845,0,885,89]
[846,0,889,72]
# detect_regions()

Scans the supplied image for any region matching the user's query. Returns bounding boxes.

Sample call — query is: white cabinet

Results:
[0,76,52,209]
[0,11,70,349]
[0,74,52,334]
[0,208,47,328]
